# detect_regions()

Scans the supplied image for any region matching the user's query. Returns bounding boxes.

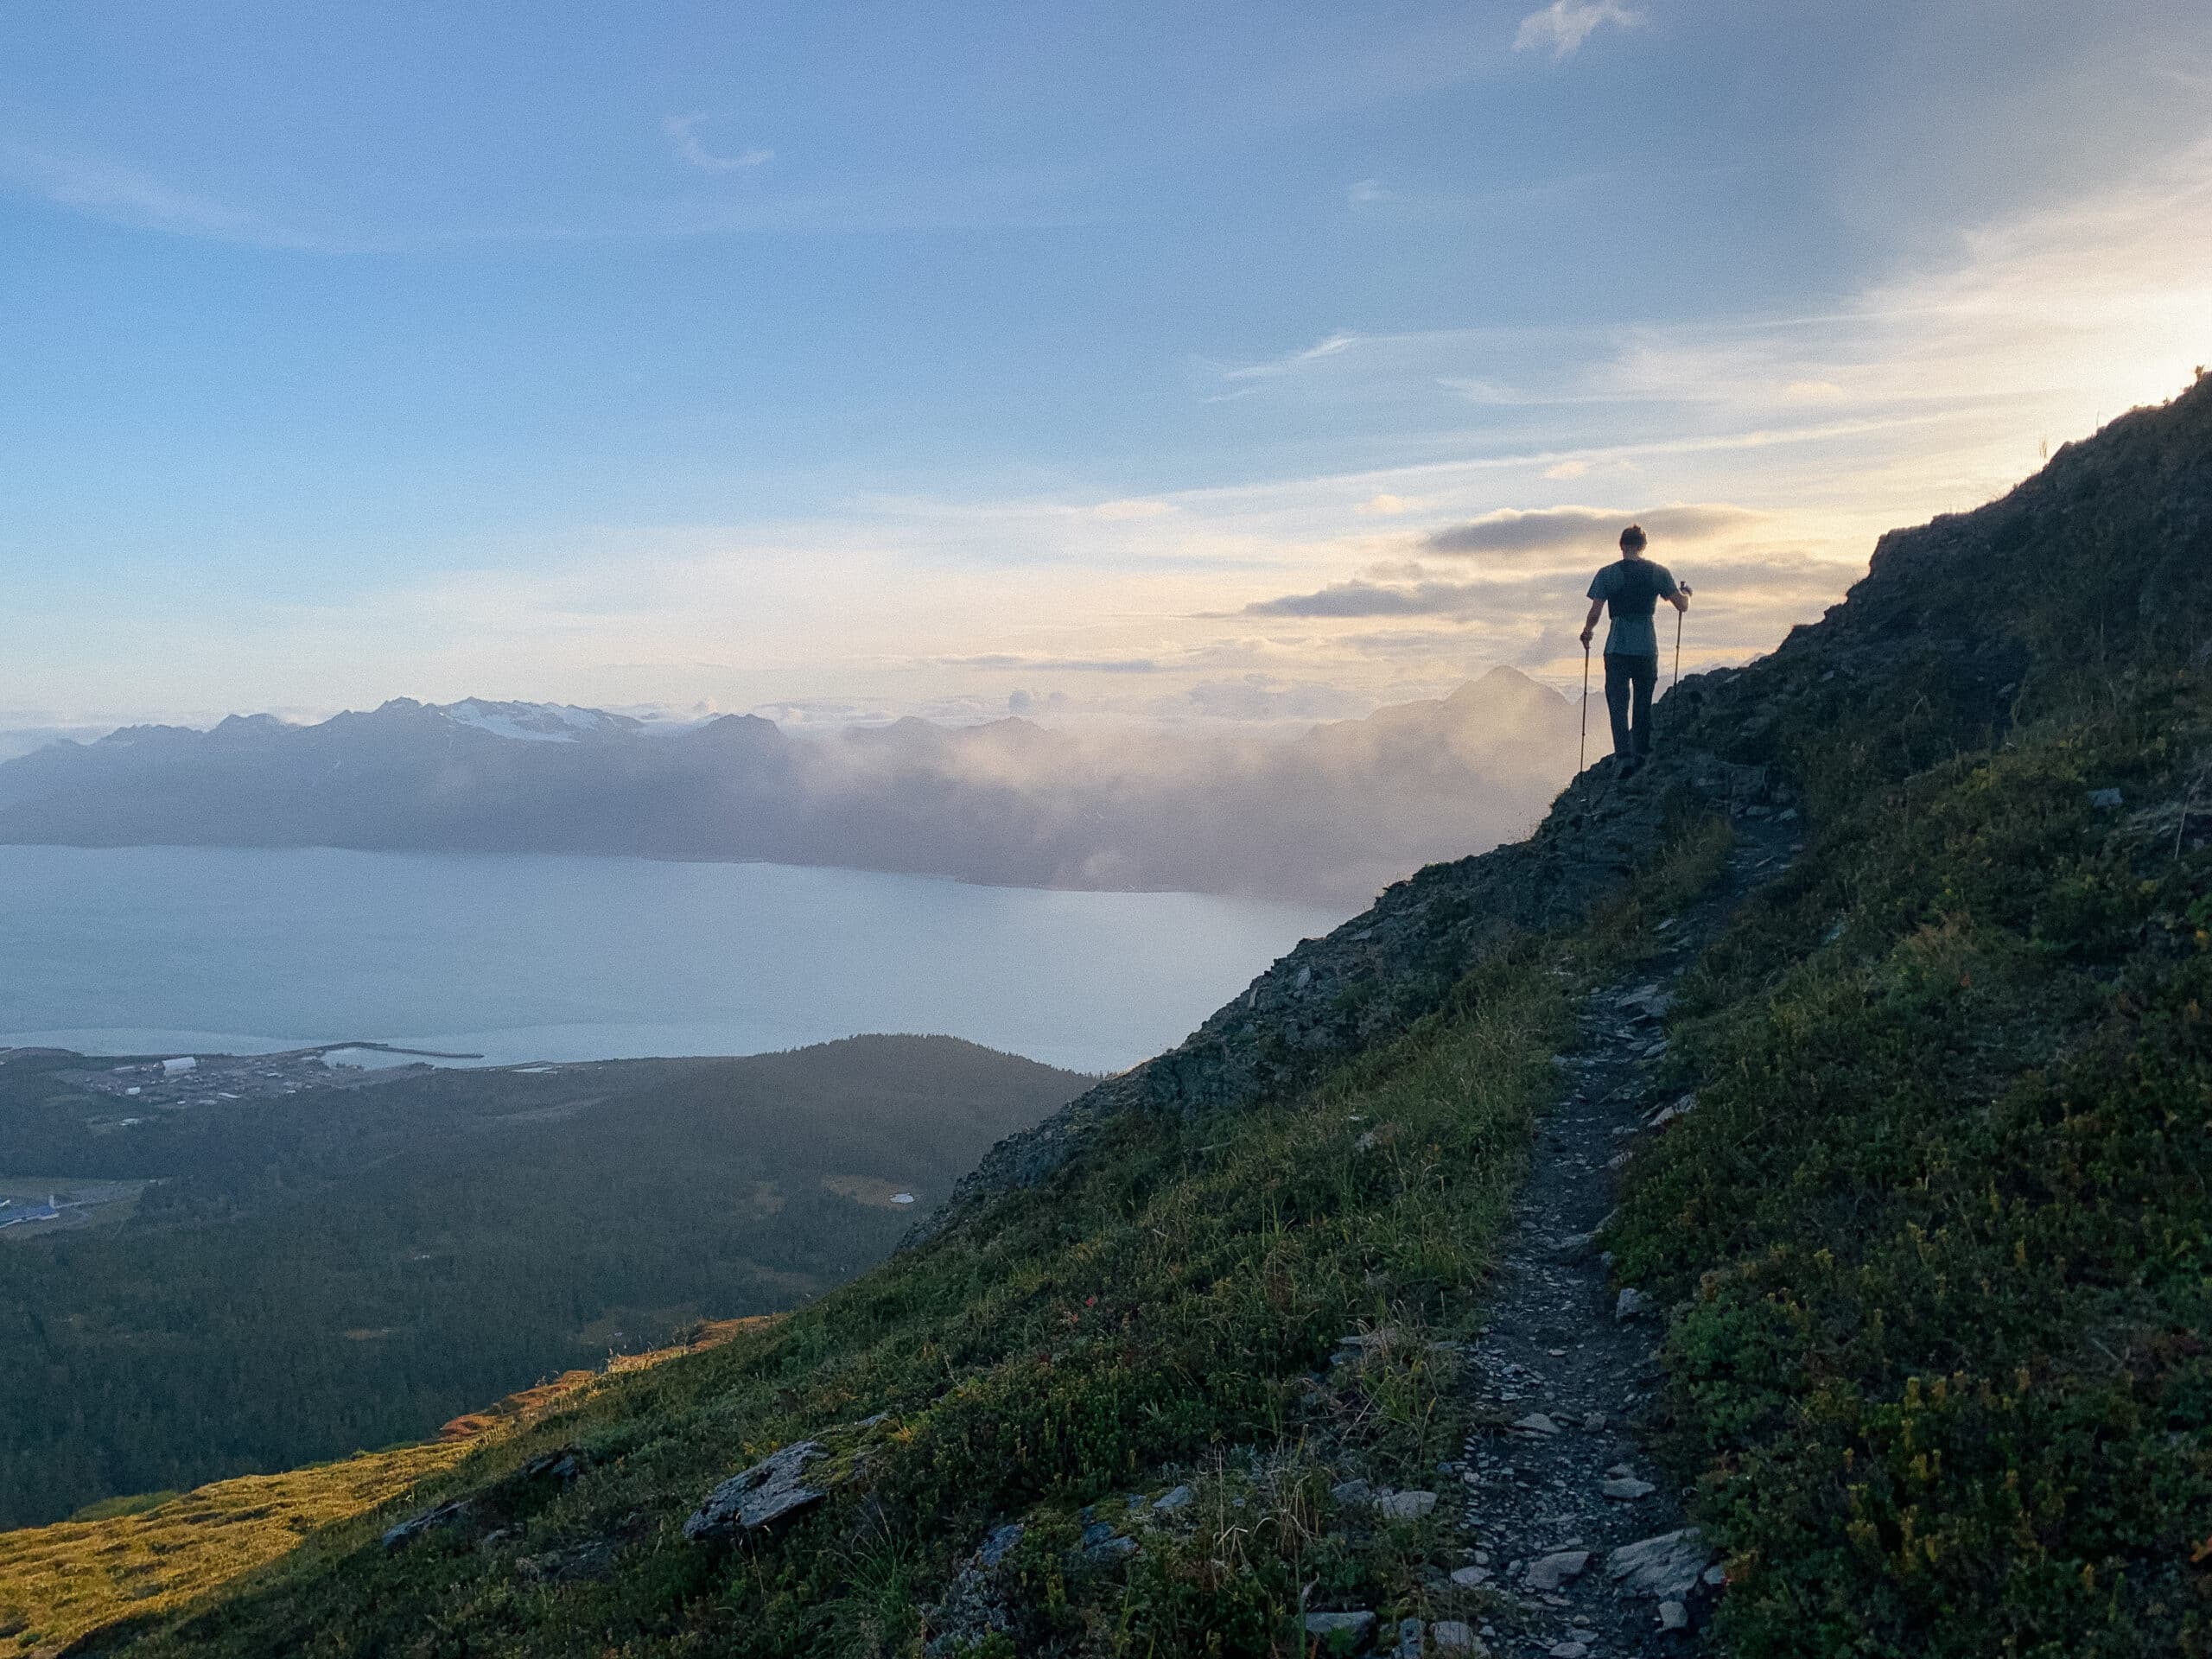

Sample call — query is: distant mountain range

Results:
[0,671,1580,902]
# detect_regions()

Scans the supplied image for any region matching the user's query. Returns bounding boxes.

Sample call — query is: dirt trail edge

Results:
[1446,807,1802,1659]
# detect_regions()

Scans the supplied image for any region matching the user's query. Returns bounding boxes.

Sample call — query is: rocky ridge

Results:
[913,382,2212,1249]
[906,745,1783,1249]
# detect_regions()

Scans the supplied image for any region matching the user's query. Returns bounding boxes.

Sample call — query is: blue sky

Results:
[3,1,2209,729]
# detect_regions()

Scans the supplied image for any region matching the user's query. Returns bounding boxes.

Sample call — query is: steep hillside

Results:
[49,375,2212,1659]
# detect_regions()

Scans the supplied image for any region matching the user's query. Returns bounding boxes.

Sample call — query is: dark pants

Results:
[1604,652,1658,760]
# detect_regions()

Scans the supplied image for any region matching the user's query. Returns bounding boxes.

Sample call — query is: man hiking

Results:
[1579,523,1690,776]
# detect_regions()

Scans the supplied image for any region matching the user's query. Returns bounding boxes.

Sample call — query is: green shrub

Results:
[1611,672,2212,1657]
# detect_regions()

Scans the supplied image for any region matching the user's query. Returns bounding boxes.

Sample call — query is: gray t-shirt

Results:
[1587,559,1679,657]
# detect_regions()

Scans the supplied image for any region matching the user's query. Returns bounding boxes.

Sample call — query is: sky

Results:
[3,0,2209,734]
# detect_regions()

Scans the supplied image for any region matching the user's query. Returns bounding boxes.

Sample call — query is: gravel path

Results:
[1446,806,1801,1659]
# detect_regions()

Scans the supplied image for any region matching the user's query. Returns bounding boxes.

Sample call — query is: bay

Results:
[0,845,1348,1073]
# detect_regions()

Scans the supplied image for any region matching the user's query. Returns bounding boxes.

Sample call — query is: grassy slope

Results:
[73,820,1733,1658]
[1612,678,2212,1656]
[0,1444,467,1656]
[0,1323,764,1656]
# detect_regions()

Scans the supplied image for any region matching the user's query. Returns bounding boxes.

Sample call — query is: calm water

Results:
[0,846,1348,1074]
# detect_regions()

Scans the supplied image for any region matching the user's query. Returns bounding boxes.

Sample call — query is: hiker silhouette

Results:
[1579,524,1690,776]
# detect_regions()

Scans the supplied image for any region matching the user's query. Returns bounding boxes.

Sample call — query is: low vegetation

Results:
[1611,665,2212,1656]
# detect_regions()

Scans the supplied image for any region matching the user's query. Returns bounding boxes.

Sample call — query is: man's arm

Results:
[1579,597,1605,647]
[1665,582,1693,613]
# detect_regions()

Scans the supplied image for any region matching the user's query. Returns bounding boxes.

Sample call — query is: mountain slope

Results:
[56,374,2212,1658]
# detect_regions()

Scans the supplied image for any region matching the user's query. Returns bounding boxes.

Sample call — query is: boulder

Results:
[1605,1528,1713,1599]
[1431,1620,1484,1653]
[1376,1490,1438,1521]
[683,1440,830,1541]
[1306,1610,1377,1651]
[1524,1549,1591,1591]
[382,1497,474,1551]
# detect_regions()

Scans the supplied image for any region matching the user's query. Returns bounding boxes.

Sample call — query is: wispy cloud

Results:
[1215,331,1363,384]
[0,145,344,251]
[1423,504,1764,558]
[1246,551,1852,625]
[1247,579,1491,620]
[935,652,1165,674]
[1513,1,1645,60]
[661,114,773,173]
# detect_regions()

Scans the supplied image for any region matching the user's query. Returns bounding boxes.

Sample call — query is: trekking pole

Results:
[1672,607,1683,692]
[1579,642,1590,772]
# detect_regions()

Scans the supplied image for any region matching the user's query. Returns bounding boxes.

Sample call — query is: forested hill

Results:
[41,374,2212,1658]
[0,1037,1083,1531]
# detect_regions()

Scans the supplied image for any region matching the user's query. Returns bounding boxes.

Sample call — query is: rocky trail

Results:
[1435,796,1802,1659]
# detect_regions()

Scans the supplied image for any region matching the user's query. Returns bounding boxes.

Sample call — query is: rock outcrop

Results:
[682,1441,830,1541]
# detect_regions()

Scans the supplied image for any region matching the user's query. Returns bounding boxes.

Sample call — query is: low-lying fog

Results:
[0,668,1583,906]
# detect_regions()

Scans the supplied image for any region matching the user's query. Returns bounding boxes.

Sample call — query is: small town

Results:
[0,1179,146,1240]
[66,1044,474,1118]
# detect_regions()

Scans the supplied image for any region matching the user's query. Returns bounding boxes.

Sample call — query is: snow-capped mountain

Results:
[431,699,645,743]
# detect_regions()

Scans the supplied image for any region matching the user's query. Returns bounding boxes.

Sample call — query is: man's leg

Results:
[1603,654,1634,761]
[1629,654,1657,757]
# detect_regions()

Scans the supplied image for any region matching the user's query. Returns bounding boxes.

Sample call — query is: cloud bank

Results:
[1421,504,1765,557]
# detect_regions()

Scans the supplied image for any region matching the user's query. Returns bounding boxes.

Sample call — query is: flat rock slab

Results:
[1375,1489,1438,1521]
[1305,1611,1376,1652]
[683,1440,830,1541]
[1605,1528,1714,1599]
[383,1497,474,1551]
[1525,1548,1592,1591]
